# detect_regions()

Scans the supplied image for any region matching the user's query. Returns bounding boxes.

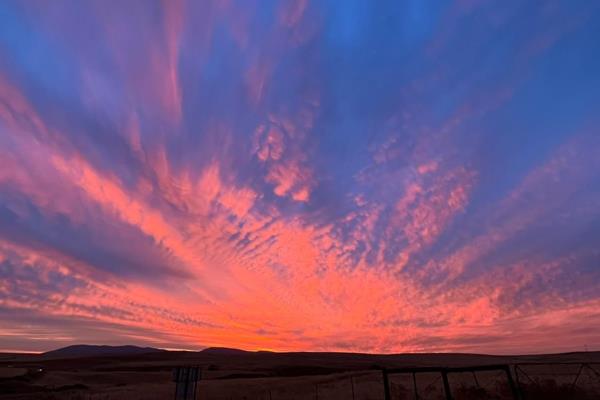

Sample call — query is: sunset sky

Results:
[1,0,599,354]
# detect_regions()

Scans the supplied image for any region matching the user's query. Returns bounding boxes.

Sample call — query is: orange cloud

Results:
[1,1,599,355]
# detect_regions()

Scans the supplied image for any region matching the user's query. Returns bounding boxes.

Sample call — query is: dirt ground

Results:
[1,350,598,399]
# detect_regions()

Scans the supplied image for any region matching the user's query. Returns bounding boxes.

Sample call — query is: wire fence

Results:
[381,363,600,400]
[170,362,600,400]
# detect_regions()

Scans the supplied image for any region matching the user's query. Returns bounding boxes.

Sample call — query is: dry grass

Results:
[5,370,598,400]
[1,351,599,399]
[0,368,27,379]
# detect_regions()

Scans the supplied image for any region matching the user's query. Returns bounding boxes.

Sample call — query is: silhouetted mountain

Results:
[199,347,252,355]
[43,345,163,359]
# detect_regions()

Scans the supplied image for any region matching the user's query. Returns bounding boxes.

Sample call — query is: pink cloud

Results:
[1,1,599,355]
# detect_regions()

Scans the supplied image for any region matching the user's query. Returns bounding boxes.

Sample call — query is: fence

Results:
[382,364,518,400]
[381,362,600,400]
[513,362,600,400]
[173,362,600,399]
[173,366,201,400]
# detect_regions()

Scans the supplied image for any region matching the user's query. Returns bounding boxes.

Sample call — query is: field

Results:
[0,350,599,399]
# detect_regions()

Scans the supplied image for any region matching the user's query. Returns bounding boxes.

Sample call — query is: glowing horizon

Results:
[1,0,600,354]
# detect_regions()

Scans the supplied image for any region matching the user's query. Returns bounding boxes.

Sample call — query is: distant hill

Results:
[43,345,164,359]
[199,347,251,356]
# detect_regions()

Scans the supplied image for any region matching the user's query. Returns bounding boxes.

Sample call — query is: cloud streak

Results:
[1,0,599,354]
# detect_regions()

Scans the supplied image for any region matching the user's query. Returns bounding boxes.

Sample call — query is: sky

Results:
[0,0,599,355]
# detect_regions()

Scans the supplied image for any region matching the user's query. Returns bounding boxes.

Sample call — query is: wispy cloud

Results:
[0,0,599,353]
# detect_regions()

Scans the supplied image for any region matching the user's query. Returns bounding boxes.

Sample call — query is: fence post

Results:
[441,371,452,400]
[504,366,519,400]
[412,372,418,400]
[513,365,524,400]
[382,370,391,400]
[472,371,479,387]
[570,364,584,394]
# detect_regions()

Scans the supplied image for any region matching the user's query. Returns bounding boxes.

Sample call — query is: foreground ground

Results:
[1,349,599,399]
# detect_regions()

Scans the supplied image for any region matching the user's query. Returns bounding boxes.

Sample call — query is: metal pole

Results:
[472,371,480,387]
[173,368,178,400]
[585,363,600,379]
[514,365,524,400]
[570,364,584,394]
[412,372,418,400]
[441,371,452,400]
[504,366,519,400]
[351,375,355,400]
[185,368,190,400]
[382,370,391,400]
